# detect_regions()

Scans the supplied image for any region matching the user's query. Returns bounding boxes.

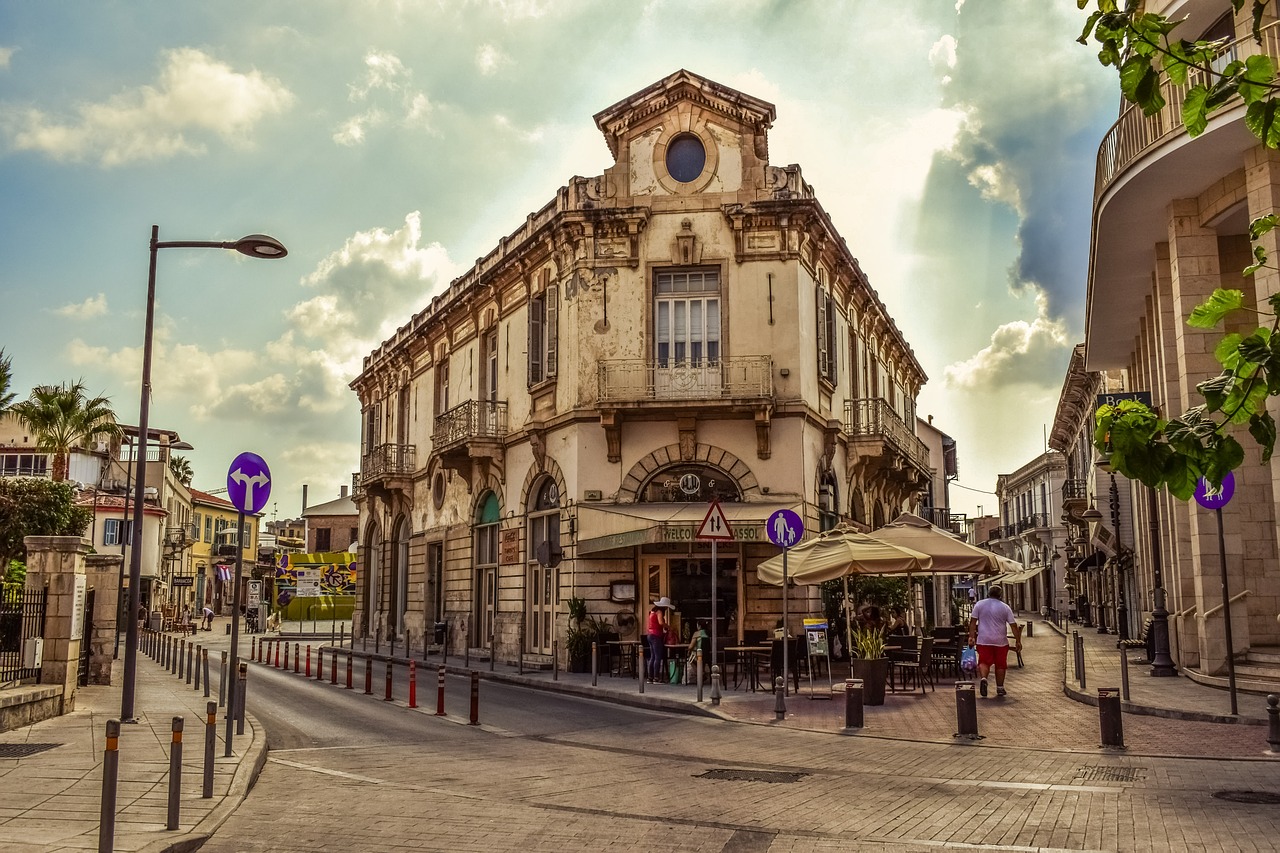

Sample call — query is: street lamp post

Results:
[120,225,286,722]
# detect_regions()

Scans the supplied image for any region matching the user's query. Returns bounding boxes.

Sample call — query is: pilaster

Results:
[22,536,91,713]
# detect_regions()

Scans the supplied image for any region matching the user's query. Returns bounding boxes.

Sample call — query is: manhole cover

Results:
[0,743,60,759]
[698,769,807,784]
[1075,765,1146,783]
[1212,790,1280,805]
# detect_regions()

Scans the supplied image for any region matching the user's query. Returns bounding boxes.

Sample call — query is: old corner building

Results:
[350,70,935,665]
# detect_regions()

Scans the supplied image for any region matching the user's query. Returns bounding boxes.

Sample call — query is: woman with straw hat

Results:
[646,597,675,683]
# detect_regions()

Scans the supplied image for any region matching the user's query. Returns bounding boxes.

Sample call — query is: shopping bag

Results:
[668,660,680,684]
[960,645,978,674]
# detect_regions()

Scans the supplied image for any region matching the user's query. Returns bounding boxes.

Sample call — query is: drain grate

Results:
[0,743,60,759]
[1212,790,1280,805]
[698,768,808,784]
[1075,765,1146,783]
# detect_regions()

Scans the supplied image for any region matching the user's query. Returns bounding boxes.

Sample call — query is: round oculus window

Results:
[665,134,706,183]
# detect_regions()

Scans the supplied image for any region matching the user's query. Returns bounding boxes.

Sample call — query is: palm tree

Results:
[12,382,121,482]
[169,454,193,487]
[0,349,15,412]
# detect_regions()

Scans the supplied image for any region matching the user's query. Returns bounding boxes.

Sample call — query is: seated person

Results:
[684,620,709,683]
[863,606,885,634]
[886,606,910,636]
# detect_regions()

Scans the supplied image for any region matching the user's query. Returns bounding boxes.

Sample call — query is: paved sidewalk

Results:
[0,627,263,853]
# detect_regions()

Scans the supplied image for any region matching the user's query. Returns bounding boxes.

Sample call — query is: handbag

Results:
[960,645,978,673]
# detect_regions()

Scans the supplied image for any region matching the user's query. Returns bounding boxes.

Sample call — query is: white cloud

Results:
[3,48,293,166]
[54,292,108,319]
[475,44,510,76]
[335,51,432,144]
[929,35,957,70]
[942,295,1071,390]
[0,47,15,70]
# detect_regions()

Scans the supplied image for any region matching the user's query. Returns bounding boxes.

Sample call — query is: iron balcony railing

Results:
[1016,513,1049,533]
[843,397,930,473]
[988,526,1008,542]
[1062,479,1088,503]
[360,442,417,484]
[597,356,772,404]
[432,400,508,451]
[1095,20,1280,201]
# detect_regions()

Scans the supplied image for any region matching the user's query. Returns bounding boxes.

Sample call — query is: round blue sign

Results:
[766,509,804,549]
[226,452,272,514]
[1194,471,1235,510]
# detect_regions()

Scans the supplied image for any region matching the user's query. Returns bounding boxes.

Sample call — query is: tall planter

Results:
[850,657,890,706]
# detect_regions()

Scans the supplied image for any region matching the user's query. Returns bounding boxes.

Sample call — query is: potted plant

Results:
[849,625,890,705]
[566,609,613,673]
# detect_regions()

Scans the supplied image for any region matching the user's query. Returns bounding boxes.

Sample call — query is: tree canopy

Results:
[0,349,14,412]
[0,478,93,570]
[11,382,120,482]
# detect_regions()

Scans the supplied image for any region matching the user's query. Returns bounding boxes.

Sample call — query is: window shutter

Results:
[816,287,829,380]
[528,295,543,385]
[825,294,838,382]
[546,283,558,378]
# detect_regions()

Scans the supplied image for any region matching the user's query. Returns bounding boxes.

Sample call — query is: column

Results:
[22,536,91,713]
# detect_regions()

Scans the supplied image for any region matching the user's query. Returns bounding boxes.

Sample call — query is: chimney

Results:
[302,484,309,513]
[340,485,349,499]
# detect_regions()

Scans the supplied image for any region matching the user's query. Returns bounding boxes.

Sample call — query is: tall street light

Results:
[120,225,286,722]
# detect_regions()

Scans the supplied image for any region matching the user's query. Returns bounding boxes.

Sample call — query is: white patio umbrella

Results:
[868,513,1002,575]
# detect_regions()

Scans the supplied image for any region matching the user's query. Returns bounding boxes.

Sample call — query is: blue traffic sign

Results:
[767,508,804,548]
[227,452,272,514]
[1194,471,1235,510]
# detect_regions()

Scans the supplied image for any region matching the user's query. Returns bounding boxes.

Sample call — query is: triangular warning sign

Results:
[696,500,735,541]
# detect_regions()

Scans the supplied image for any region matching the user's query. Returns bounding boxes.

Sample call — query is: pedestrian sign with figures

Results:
[696,500,734,541]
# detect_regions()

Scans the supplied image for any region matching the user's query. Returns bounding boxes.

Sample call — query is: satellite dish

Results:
[535,540,563,568]
[616,610,637,638]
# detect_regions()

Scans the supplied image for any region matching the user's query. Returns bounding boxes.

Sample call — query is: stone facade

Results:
[1085,2,1280,676]
[352,71,937,665]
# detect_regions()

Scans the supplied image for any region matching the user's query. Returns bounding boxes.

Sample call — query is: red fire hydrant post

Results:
[469,671,479,725]
[409,660,417,708]
[435,665,446,716]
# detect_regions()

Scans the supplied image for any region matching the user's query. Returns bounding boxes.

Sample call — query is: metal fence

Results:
[0,587,48,684]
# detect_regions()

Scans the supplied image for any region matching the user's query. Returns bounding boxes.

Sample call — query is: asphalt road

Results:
[194,653,1280,852]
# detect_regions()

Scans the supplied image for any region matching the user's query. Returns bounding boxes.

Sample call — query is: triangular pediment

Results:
[593,69,776,161]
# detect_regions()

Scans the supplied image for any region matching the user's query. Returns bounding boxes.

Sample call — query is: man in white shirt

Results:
[967,586,1022,698]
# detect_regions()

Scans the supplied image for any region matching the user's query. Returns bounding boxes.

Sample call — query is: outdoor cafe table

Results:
[607,639,642,677]
[724,645,770,691]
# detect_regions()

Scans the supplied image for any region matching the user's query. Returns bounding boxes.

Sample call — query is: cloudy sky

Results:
[0,0,1117,521]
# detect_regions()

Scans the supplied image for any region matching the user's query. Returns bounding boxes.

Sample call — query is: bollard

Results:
[469,671,480,725]
[274,640,281,668]
[638,645,645,694]
[203,702,216,798]
[844,678,865,729]
[518,633,524,676]
[1268,696,1280,753]
[464,639,470,669]
[251,636,257,661]
[340,624,346,649]
[696,649,704,703]
[346,651,353,689]
[774,677,786,719]
[436,665,447,716]
[331,649,338,685]
[711,664,723,706]
[391,631,396,660]
[552,639,558,682]
[219,651,227,708]
[97,719,120,853]
[167,717,183,830]
[316,647,324,681]
[384,659,394,701]
[1119,646,1131,702]
[306,645,312,678]
[489,633,495,673]
[954,681,980,739]
[1026,620,1033,638]
[293,643,300,674]
[1098,687,1125,749]
[364,656,373,695]
[185,643,194,685]
[1079,636,1087,691]
[177,640,185,680]
[202,649,210,698]
[194,646,202,693]
[236,662,248,735]
[591,642,599,688]
[409,659,417,708]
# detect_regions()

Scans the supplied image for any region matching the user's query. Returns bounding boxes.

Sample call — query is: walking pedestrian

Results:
[203,606,214,632]
[967,586,1022,698]
[646,597,675,683]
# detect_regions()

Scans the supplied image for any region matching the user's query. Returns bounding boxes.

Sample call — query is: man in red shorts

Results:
[967,586,1022,697]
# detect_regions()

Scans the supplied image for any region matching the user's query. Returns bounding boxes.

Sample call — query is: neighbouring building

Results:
[986,452,1069,618]
[351,70,943,665]
[302,487,358,554]
[190,488,261,615]
[1084,2,1280,684]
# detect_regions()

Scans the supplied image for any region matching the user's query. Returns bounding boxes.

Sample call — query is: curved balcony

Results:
[1095,21,1280,202]
[843,398,931,493]
[432,400,507,482]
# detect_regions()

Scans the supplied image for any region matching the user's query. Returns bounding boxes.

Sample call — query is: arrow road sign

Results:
[697,500,735,541]
[227,452,272,514]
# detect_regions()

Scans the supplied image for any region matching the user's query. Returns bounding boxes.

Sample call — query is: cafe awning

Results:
[575,502,800,555]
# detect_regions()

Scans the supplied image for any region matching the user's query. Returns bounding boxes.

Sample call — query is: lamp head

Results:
[1080,505,1103,522]
[233,234,287,259]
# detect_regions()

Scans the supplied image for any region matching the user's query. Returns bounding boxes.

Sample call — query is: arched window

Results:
[526,478,560,655]
[391,515,410,635]
[362,522,382,638]
[639,464,741,503]
[474,491,500,646]
[818,472,840,531]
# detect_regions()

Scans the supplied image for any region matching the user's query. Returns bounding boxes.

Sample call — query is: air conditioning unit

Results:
[144,487,159,500]
[22,637,44,669]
